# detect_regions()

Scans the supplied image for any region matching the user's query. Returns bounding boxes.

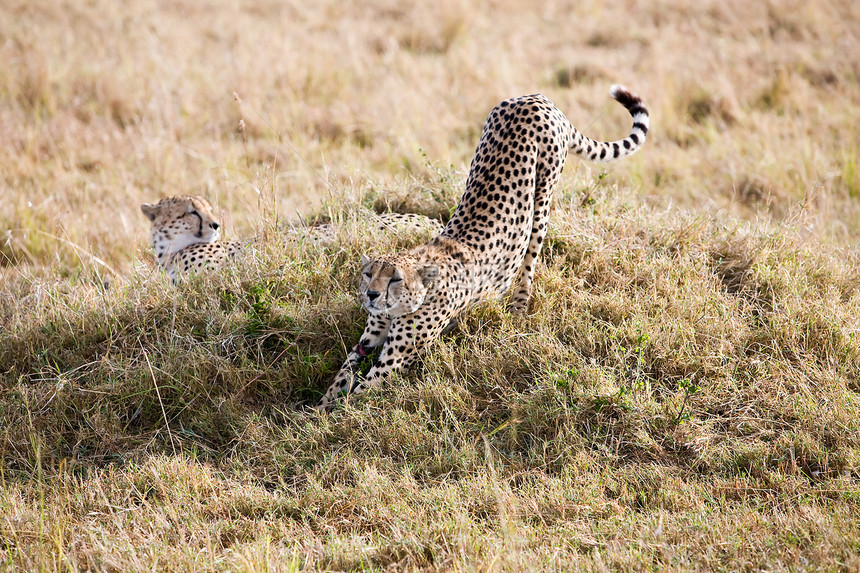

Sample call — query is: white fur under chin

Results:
[155,228,220,258]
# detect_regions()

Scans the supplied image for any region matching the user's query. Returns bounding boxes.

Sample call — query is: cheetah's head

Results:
[359,254,439,317]
[141,196,222,259]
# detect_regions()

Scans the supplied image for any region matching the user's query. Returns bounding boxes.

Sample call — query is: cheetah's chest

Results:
[165,241,242,279]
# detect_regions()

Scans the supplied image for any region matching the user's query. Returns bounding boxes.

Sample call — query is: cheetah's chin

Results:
[363,303,389,316]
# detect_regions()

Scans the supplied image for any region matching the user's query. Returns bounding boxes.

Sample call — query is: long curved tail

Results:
[569,85,649,163]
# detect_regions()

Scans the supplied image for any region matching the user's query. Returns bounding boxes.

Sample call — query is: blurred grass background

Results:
[2,0,858,281]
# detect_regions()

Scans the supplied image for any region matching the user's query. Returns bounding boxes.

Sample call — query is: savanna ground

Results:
[1,0,859,570]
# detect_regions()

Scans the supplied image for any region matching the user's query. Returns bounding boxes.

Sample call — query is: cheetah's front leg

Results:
[315,314,391,410]
[319,305,455,408]
[344,321,421,400]
[346,305,458,400]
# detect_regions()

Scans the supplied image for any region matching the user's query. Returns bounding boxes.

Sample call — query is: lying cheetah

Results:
[293,212,442,243]
[316,85,649,409]
[141,196,442,281]
[141,195,243,282]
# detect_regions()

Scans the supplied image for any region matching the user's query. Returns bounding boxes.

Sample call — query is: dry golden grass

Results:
[1,0,859,570]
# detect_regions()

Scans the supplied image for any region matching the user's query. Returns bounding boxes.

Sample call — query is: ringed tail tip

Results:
[609,85,647,115]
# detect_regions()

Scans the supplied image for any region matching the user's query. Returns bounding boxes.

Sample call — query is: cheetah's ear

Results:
[360,254,371,267]
[418,264,439,287]
[140,203,159,221]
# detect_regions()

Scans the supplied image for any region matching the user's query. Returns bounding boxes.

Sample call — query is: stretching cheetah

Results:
[317,85,649,409]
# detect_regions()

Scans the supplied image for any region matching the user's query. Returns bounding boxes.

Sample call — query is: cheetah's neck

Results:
[150,228,218,270]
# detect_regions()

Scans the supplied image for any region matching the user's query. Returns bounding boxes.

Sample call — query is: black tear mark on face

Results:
[188,209,203,237]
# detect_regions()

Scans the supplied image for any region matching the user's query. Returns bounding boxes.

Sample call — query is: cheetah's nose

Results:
[366,290,380,303]
[210,222,220,230]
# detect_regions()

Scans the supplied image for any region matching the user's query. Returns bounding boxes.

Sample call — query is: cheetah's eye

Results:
[363,271,372,278]
[389,276,402,284]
